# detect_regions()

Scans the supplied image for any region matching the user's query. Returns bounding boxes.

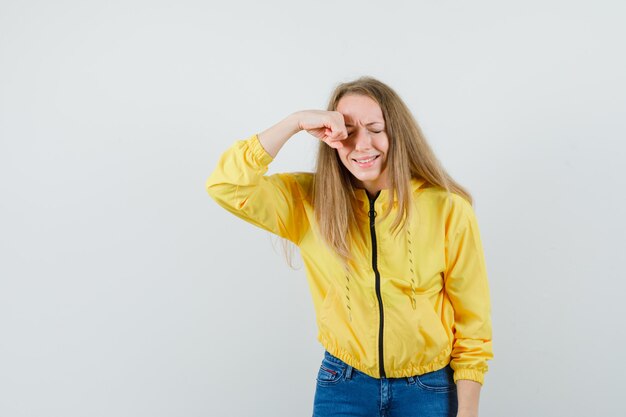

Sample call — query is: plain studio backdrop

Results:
[1,1,625,416]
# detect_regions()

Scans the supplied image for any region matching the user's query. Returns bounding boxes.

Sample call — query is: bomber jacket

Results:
[205,133,493,385]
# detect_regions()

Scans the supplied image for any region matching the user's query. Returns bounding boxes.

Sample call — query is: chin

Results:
[353,172,381,182]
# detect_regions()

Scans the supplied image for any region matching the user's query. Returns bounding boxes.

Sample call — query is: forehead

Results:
[336,94,384,125]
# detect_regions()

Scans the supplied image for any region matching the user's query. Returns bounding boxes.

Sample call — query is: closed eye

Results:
[347,130,384,135]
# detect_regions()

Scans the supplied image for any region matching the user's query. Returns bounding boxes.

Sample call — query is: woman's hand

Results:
[294,110,348,149]
[257,110,348,159]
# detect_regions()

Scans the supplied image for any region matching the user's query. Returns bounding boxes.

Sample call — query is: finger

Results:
[326,138,343,149]
[332,114,348,138]
[328,129,345,141]
[325,120,343,137]
[332,125,348,140]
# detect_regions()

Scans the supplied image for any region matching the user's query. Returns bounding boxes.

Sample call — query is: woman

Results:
[206,77,493,417]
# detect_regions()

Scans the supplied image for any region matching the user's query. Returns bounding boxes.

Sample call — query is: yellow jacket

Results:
[206,134,494,385]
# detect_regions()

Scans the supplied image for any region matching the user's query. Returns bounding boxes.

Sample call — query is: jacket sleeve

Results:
[205,133,309,245]
[444,195,494,385]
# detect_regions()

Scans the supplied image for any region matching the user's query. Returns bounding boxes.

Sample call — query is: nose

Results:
[353,128,373,151]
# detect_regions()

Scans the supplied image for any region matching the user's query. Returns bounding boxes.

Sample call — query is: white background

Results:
[1,1,625,416]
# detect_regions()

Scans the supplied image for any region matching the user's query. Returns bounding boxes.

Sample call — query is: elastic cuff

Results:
[247,133,274,166]
[453,368,485,385]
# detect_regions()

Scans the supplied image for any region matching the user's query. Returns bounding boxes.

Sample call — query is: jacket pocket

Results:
[413,296,450,357]
[318,285,336,324]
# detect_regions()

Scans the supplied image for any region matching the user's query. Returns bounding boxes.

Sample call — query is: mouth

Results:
[352,154,380,167]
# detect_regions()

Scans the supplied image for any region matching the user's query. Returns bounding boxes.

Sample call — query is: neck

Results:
[354,178,388,198]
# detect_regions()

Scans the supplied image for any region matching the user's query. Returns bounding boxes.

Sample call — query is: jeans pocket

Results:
[415,364,456,392]
[316,357,346,386]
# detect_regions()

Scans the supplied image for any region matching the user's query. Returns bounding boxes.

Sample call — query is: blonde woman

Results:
[206,77,493,417]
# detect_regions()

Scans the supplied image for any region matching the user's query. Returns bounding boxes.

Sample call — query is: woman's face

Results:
[335,94,389,195]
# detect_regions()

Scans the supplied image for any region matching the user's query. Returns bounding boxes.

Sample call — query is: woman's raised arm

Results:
[258,110,348,158]
[205,111,347,244]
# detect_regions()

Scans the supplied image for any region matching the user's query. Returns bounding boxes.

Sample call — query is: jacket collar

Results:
[353,177,427,210]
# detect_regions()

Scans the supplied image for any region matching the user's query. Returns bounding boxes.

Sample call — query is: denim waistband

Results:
[324,350,346,366]
[323,350,451,382]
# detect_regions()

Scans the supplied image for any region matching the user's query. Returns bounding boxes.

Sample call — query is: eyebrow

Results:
[345,121,384,127]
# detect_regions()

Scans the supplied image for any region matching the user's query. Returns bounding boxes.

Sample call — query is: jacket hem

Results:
[318,332,453,379]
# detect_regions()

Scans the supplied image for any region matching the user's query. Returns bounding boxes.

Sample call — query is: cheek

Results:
[336,150,350,166]
[338,145,353,158]
[377,136,390,153]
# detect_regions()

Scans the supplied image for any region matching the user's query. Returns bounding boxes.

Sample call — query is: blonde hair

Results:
[281,76,473,269]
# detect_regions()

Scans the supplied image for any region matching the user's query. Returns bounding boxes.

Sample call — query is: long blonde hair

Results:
[310,76,473,266]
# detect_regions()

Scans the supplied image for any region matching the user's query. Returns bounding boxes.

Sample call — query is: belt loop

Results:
[345,364,353,380]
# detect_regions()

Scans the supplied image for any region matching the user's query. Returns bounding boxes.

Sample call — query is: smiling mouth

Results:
[352,155,379,163]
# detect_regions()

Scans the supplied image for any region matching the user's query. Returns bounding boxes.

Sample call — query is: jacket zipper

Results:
[368,191,386,379]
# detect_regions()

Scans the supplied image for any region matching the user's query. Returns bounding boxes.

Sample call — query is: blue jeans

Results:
[313,351,458,417]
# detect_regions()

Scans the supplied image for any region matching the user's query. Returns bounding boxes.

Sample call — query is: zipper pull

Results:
[368,208,377,226]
